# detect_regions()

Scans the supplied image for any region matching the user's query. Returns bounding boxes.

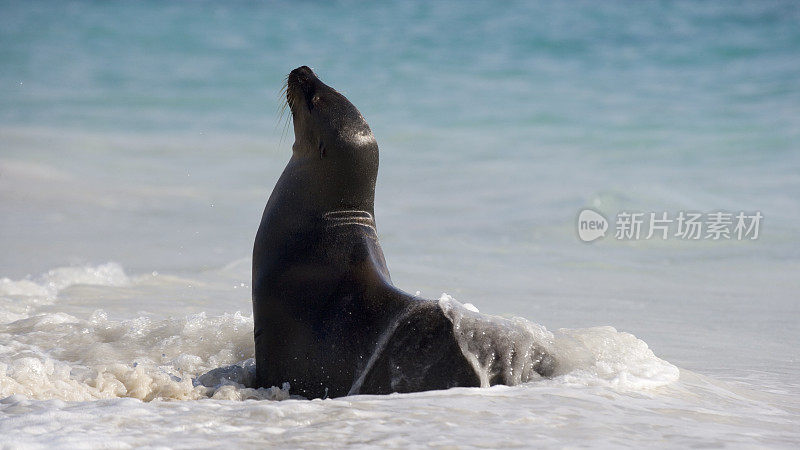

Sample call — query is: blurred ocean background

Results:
[1,0,799,447]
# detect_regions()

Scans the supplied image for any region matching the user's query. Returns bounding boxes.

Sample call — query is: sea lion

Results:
[252,66,553,399]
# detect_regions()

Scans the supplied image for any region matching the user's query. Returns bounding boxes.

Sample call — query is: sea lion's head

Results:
[285,66,378,210]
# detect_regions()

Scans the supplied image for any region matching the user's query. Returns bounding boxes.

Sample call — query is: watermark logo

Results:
[577,209,762,243]
[577,208,609,242]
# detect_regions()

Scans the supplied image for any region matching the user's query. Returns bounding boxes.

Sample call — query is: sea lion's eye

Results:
[307,94,319,112]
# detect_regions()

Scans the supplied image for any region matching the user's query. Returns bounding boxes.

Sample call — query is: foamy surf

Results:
[440,294,679,390]
[1,263,678,403]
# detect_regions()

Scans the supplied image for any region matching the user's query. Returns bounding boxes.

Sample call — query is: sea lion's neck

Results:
[278,153,377,215]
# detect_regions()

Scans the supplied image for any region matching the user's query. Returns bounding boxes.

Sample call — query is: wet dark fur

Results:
[253,67,547,399]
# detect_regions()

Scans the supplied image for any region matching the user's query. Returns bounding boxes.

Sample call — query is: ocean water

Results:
[1,0,799,448]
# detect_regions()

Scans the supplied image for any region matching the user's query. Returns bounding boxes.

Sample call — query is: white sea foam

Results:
[0,263,293,402]
[0,307,278,401]
[0,263,129,323]
[1,264,679,407]
[0,263,795,448]
[439,294,679,390]
[550,326,681,389]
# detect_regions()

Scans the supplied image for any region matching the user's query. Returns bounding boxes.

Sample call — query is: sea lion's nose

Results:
[293,65,314,75]
[288,66,319,98]
[289,66,316,83]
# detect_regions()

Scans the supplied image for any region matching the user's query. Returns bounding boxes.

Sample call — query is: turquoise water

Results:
[3,1,799,148]
[1,1,799,447]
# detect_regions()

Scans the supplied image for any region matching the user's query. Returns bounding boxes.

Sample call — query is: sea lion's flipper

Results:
[351,287,481,395]
[352,284,558,395]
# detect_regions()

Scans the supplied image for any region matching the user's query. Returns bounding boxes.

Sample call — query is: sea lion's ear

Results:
[319,140,326,159]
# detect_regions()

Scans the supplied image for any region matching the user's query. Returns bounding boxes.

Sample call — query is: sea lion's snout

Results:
[287,66,319,112]
[288,65,316,86]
